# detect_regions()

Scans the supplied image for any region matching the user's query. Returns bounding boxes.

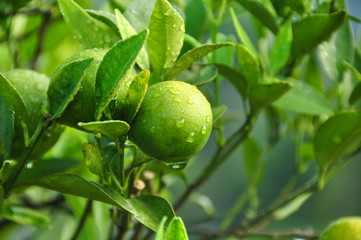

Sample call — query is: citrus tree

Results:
[0,0,361,239]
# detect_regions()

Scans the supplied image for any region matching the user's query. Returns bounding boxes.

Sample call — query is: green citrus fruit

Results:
[320,216,361,240]
[4,69,64,159]
[54,48,106,129]
[129,81,213,163]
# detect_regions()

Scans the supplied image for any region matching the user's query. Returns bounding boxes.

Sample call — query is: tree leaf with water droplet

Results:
[291,11,346,58]
[235,44,260,88]
[166,42,234,80]
[48,58,93,120]
[78,120,130,139]
[26,173,175,231]
[249,81,293,114]
[147,0,185,82]
[119,70,150,123]
[269,21,292,75]
[184,65,218,86]
[86,9,121,38]
[95,30,148,120]
[215,63,248,100]
[58,0,118,48]
[236,0,280,35]
[115,9,150,70]
[124,0,157,32]
[0,95,14,162]
[212,105,227,123]
[273,78,333,116]
[165,217,189,240]
[314,111,361,168]
[0,72,28,122]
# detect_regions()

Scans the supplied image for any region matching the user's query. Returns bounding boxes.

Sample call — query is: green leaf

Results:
[147,0,185,81]
[269,21,292,75]
[0,185,3,210]
[243,136,263,185]
[86,9,120,38]
[229,7,257,56]
[273,79,333,116]
[250,81,293,113]
[124,0,157,32]
[344,61,361,82]
[189,193,215,216]
[235,44,260,88]
[283,0,307,14]
[215,63,248,99]
[291,11,347,58]
[0,203,51,228]
[154,216,168,240]
[166,42,234,80]
[0,72,28,121]
[274,193,312,220]
[78,120,130,139]
[0,95,14,161]
[165,217,189,240]
[184,65,218,86]
[58,0,116,48]
[236,0,280,34]
[334,18,354,74]
[82,144,103,177]
[121,70,150,123]
[115,9,150,70]
[349,82,361,105]
[48,58,93,120]
[14,158,80,187]
[95,30,147,119]
[314,111,361,168]
[212,105,227,123]
[27,173,175,231]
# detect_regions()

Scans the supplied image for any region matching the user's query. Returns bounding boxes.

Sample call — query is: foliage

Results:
[0,0,361,239]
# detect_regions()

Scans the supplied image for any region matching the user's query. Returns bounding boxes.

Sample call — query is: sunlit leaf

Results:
[78,120,130,139]
[124,0,157,32]
[86,9,120,38]
[165,217,189,240]
[166,43,234,80]
[154,216,168,240]
[147,0,185,81]
[27,173,175,231]
[48,58,93,120]
[95,30,147,119]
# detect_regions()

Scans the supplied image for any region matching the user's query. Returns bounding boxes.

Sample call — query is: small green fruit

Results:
[319,216,361,240]
[129,81,212,163]
[4,69,64,159]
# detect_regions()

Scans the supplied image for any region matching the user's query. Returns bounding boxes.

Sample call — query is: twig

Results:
[70,200,93,240]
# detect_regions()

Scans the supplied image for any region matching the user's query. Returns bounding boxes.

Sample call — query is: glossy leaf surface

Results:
[0,95,14,161]
[78,120,130,139]
[165,217,189,240]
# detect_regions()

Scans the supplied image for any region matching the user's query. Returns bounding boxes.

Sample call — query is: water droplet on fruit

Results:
[333,135,342,144]
[186,132,195,143]
[187,99,194,105]
[175,119,185,128]
[169,88,179,95]
[86,19,91,24]
[201,125,207,135]
[174,98,181,103]
[172,24,176,28]
[206,116,211,123]
[164,9,172,16]
[34,82,44,91]
[153,93,160,98]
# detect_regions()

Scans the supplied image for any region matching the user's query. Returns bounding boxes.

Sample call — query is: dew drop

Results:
[86,19,92,24]
[186,132,195,143]
[169,88,179,95]
[153,93,160,98]
[26,162,33,169]
[172,24,176,28]
[164,9,172,16]
[206,116,211,123]
[62,78,70,86]
[174,98,181,103]
[34,82,44,92]
[172,164,180,169]
[175,119,185,128]
[201,125,207,135]
[187,99,194,105]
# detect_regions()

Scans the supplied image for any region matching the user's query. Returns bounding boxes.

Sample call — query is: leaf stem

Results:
[2,118,51,196]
